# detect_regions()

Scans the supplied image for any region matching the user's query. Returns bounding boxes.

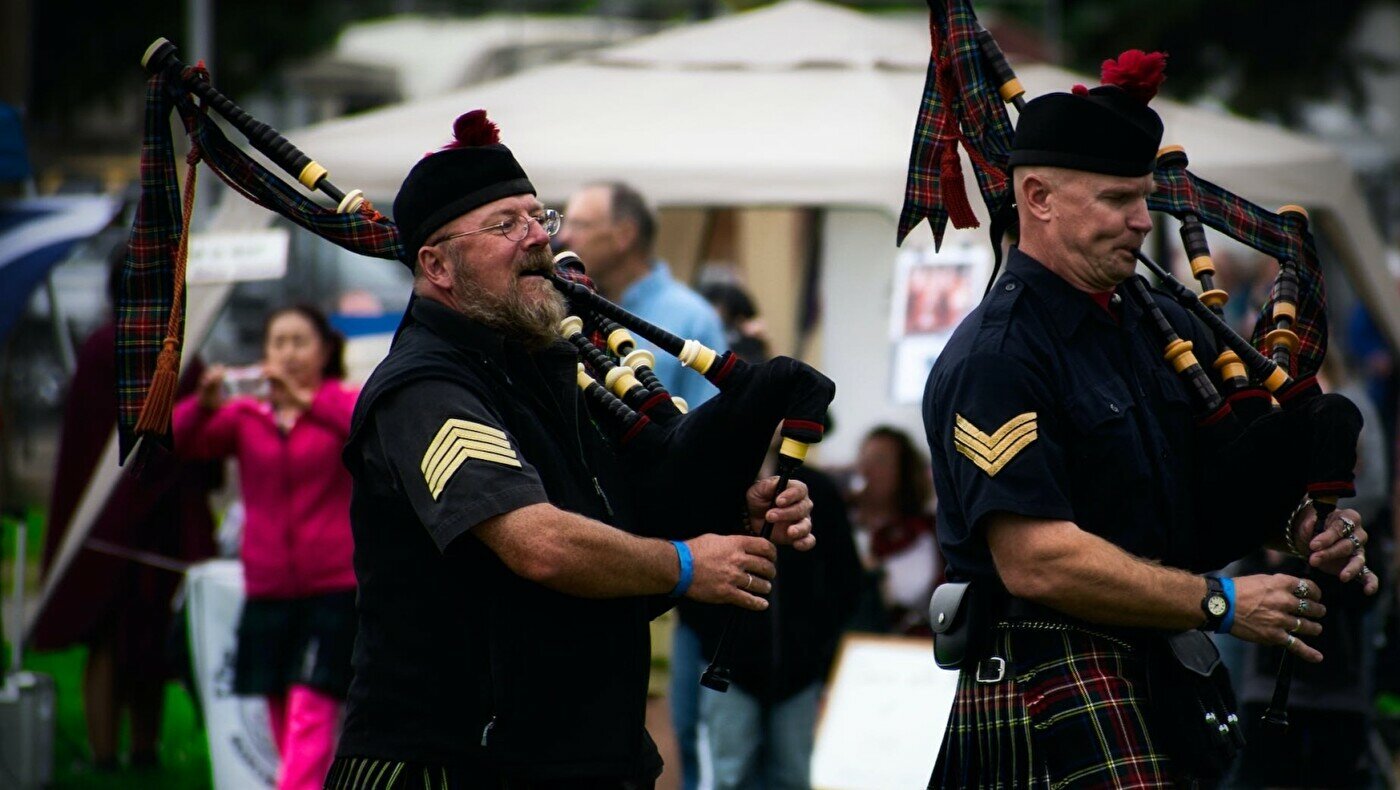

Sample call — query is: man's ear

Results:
[417,245,454,290]
[611,218,638,255]
[1018,172,1055,223]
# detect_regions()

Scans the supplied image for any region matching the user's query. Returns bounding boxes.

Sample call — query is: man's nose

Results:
[523,216,551,248]
[1127,201,1153,234]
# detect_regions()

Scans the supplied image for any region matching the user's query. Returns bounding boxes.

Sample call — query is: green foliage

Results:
[24,647,211,788]
[1060,0,1398,124]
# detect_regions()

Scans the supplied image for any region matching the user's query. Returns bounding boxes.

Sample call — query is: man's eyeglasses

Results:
[430,209,562,245]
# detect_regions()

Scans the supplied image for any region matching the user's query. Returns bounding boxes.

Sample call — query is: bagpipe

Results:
[900,0,1363,741]
[119,38,835,691]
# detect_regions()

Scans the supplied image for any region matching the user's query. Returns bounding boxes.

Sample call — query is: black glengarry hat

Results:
[393,110,535,266]
[1009,50,1167,178]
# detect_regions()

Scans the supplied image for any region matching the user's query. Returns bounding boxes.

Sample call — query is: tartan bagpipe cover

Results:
[898,0,1327,382]
[117,69,405,461]
[897,0,1015,248]
[1148,167,1327,380]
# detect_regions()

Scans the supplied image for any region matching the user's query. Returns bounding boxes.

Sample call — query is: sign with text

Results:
[811,634,958,790]
[187,230,290,283]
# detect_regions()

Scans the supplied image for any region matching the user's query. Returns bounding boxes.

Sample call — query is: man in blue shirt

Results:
[560,181,729,790]
[559,182,727,410]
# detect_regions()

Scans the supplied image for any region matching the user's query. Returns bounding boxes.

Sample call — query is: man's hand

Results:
[1231,573,1327,663]
[745,477,814,550]
[1291,506,1377,594]
[684,533,777,611]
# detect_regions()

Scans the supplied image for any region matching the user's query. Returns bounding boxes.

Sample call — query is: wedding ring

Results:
[743,573,753,592]
[1290,618,1302,634]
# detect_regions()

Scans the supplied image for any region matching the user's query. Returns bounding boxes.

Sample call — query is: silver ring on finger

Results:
[1289,617,1302,634]
[1285,634,1297,649]
[1362,565,1372,578]
[1339,516,1356,538]
[1348,534,1363,552]
[743,573,753,592]
[1292,579,1311,599]
[1296,598,1310,616]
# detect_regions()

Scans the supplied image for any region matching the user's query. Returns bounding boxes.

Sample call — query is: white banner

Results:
[187,230,290,283]
[186,560,278,789]
[810,634,957,790]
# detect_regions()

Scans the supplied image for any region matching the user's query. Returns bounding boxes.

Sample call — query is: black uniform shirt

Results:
[337,298,660,782]
[923,247,1219,583]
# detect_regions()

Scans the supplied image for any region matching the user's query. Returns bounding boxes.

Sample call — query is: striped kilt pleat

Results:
[929,624,1181,789]
[325,757,437,790]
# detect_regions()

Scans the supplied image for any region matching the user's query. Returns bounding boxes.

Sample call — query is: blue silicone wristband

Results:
[1219,576,1236,634]
[669,540,693,598]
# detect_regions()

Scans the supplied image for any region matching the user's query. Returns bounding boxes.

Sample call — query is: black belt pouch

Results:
[929,581,977,670]
[1145,630,1246,779]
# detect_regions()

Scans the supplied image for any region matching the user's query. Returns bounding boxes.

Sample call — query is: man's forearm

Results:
[474,503,678,598]
[988,515,1208,630]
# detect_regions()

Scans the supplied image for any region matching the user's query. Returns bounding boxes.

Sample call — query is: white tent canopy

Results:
[289,0,1395,340]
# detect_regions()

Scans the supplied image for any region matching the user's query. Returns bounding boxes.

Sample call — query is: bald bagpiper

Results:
[922,52,1374,787]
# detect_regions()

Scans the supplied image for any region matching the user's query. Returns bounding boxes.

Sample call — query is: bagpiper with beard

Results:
[326,111,816,790]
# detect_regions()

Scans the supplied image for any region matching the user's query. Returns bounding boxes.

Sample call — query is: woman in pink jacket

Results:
[175,304,358,790]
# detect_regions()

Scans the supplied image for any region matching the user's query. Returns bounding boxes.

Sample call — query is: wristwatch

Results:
[1199,576,1229,632]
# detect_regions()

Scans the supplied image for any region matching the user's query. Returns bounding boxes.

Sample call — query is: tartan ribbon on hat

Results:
[117,70,406,462]
[1149,167,1327,378]
[897,0,1014,248]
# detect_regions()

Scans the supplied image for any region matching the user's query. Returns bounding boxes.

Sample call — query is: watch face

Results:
[1207,595,1229,617]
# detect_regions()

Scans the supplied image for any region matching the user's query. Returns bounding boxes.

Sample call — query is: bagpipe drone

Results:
[118,38,834,692]
[900,0,1363,747]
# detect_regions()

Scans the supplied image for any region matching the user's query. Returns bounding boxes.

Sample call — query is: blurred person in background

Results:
[848,425,942,635]
[31,245,220,771]
[562,181,729,790]
[559,181,727,411]
[684,283,861,789]
[701,280,771,363]
[173,303,359,790]
[688,432,863,790]
[1228,353,1389,788]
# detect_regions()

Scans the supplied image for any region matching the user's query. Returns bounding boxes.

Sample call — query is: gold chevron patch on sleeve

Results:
[421,419,521,500]
[953,412,1037,477]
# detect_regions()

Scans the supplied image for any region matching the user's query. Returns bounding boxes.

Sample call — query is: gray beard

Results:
[452,247,566,351]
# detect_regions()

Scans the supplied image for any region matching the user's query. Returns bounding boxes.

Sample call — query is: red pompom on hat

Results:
[443,109,501,149]
[1100,50,1167,104]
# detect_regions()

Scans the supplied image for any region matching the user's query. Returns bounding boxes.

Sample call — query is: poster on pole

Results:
[888,241,992,404]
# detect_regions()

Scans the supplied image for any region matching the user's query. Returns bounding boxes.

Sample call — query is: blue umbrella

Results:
[0,102,30,183]
[0,196,122,344]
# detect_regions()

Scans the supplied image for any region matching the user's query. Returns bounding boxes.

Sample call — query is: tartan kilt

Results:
[930,624,1182,789]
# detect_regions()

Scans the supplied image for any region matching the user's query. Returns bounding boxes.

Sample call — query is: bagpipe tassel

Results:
[134,337,181,435]
[135,143,200,440]
[939,140,980,230]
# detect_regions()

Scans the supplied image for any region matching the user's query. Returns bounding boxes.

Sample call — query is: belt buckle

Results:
[975,656,1006,684]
